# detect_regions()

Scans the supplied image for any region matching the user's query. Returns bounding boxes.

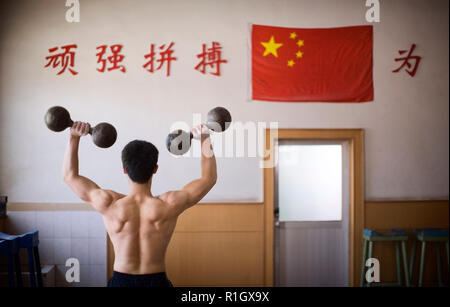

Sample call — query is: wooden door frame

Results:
[263,129,365,287]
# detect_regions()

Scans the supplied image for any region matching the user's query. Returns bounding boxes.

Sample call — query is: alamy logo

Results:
[365,0,380,23]
[168,114,279,168]
[365,258,380,283]
[65,0,80,23]
[65,258,80,283]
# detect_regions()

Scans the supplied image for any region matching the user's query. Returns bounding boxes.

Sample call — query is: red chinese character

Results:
[143,42,177,77]
[393,44,422,77]
[143,44,156,73]
[96,44,126,73]
[195,42,227,76]
[45,44,78,75]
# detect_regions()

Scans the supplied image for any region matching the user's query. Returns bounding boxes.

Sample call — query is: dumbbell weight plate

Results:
[91,123,117,148]
[44,106,73,132]
[206,107,232,132]
[166,129,192,156]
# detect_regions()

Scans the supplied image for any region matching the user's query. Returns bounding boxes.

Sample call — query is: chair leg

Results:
[14,253,23,287]
[7,254,15,288]
[418,241,426,287]
[367,241,374,287]
[409,239,416,285]
[27,247,37,287]
[446,241,449,269]
[33,246,43,287]
[360,239,368,287]
[401,241,410,287]
[436,243,443,287]
[395,242,402,286]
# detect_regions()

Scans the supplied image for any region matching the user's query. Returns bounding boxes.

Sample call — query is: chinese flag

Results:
[252,24,373,102]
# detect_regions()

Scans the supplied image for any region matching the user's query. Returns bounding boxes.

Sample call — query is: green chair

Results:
[409,228,449,287]
[360,228,410,287]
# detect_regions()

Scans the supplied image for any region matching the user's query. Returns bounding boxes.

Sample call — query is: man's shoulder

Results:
[102,190,126,202]
[106,189,126,197]
[98,190,127,211]
[157,190,188,206]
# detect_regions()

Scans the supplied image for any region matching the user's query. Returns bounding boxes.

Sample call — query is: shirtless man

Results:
[62,122,216,287]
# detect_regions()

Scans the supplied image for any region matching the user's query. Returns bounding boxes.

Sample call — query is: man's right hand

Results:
[70,121,90,138]
[191,124,210,140]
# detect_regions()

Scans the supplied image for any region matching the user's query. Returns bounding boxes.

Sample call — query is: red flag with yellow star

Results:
[251,24,373,102]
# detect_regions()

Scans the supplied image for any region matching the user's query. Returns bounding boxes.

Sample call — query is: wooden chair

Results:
[0,237,23,287]
[361,228,410,287]
[0,230,43,287]
[409,228,449,287]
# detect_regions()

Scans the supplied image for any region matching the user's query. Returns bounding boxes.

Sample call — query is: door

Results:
[274,140,350,286]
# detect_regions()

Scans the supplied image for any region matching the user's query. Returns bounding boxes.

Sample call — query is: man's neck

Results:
[128,179,153,197]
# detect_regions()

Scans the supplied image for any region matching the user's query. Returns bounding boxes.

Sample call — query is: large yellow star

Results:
[261,36,283,58]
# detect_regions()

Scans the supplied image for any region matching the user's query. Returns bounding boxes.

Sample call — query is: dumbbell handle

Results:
[67,119,94,135]
[188,122,220,140]
[187,130,208,141]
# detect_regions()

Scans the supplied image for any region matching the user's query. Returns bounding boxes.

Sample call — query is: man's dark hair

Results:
[121,140,159,184]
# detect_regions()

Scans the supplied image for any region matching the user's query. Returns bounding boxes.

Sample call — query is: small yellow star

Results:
[289,32,297,39]
[297,40,304,47]
[287,60,295,67]
[261,36,283,58]
[296,51,303,58]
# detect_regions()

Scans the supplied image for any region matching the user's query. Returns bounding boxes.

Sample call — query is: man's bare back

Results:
[104,195,177,274]
[62,123,216,285]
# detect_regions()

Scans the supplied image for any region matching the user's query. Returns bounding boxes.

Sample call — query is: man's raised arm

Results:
[161,125,217,215]
[62,122,114,213]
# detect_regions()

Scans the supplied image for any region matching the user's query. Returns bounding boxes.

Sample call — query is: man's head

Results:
[121,140,159,184]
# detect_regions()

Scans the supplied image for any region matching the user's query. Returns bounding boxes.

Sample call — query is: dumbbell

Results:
[166,107,232,155]
[44,106,117,148]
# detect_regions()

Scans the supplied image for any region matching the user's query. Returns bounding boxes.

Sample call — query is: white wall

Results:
[0,0,448,202]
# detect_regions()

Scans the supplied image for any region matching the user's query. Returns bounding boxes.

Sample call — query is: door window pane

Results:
[278,144,342,221]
